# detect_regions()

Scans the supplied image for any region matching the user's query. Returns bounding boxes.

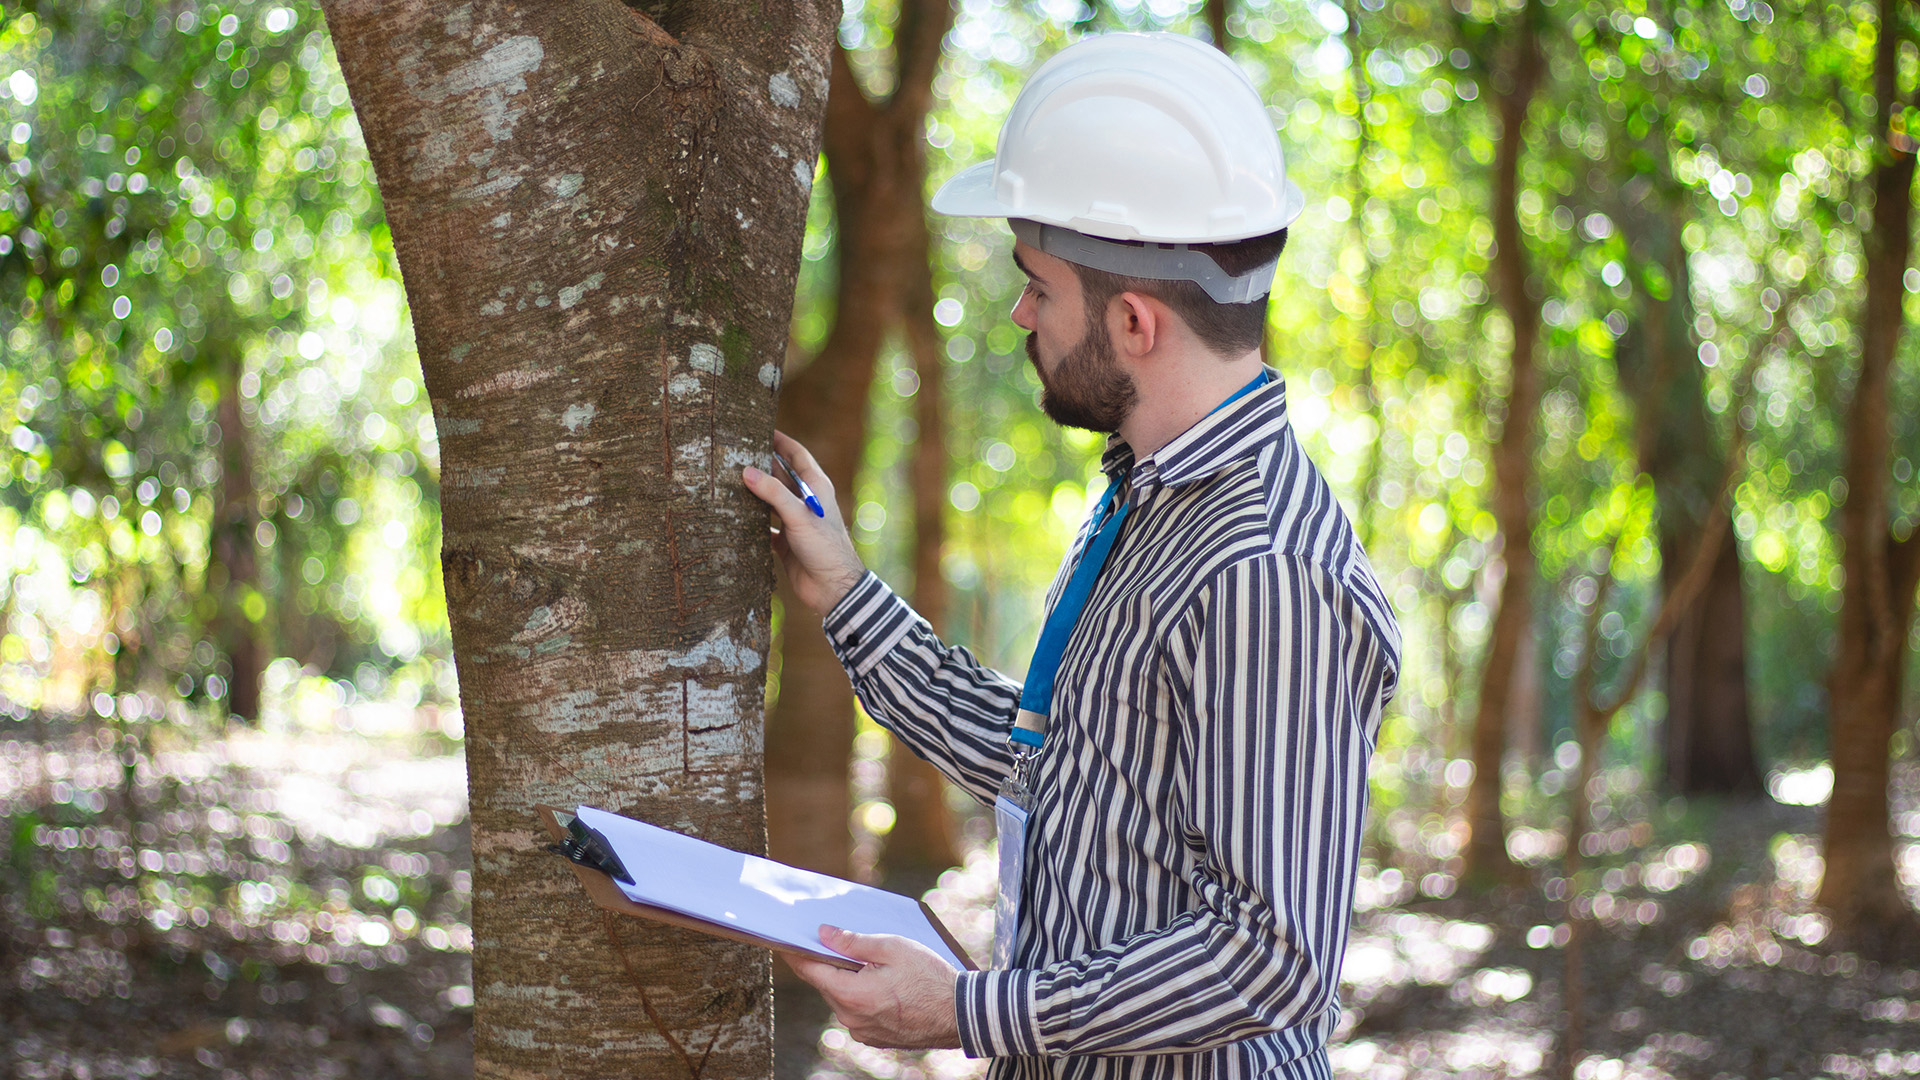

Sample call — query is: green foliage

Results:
[0,0,449,731]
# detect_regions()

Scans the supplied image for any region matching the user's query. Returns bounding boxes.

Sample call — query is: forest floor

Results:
[5,715,1920,1080]
[0,709,474,1079]
[787,784,1920,1080]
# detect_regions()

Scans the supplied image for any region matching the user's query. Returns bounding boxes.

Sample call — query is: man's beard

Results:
[1025,312,1137,434]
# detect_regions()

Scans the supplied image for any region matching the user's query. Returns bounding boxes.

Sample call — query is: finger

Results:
[785,954,850,991]
[772,431,832,490]
[820,925,900,965]
[743,465,811,528]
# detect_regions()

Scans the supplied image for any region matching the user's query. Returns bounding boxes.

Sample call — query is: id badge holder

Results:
[992,745,1039,969]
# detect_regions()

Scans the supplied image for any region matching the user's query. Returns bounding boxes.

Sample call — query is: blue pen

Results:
[772,451,827,518]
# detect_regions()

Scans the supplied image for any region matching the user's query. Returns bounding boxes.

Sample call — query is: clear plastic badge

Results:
[991,753,1037,969]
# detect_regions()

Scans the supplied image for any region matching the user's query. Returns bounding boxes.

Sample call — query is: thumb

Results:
[820,925,896,964]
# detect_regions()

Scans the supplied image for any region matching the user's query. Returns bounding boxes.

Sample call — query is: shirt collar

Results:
[1100,366,1290,491]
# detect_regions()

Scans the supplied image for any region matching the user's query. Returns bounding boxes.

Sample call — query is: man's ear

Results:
[1110,291,1160,359]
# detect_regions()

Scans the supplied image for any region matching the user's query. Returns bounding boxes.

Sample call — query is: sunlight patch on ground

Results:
[228,728,466,851]
[1770,833,1825,900]
[1570,1051,1679,1079]
[1330,1024,1552,1078]
[1768,764,1833,806]
[1354,862,1416,911]
[1344,914,1495,998]
[1822,1050,1920,1078]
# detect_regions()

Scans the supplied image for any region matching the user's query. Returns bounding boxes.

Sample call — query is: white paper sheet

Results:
[574,805,969,970]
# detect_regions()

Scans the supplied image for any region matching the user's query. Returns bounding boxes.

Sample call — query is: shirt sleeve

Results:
[822,571,1023,804]
[953,553,1398,1058]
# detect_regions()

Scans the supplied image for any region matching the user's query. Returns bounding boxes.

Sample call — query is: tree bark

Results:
[323,2,834,1076]
[1460,2,1545,889]
[1818,0,1920,939]
[212,351,265,723]
[766,0,954,882]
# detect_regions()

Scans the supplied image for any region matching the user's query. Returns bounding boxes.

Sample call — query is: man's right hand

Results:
[742,430,868,618]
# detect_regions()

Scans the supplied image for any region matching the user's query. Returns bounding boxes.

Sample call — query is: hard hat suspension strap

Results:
[1010,219,1277,305]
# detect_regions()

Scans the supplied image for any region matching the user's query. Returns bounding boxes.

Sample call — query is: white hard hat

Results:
[931,32,1307,245]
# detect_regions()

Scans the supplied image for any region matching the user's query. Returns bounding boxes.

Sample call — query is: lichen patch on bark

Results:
[768,70,801,108]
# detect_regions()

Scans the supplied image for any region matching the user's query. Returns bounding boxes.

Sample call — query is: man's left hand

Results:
[785,925,962,1050]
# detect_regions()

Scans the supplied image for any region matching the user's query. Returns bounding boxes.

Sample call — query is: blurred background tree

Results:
[0,0,445,733]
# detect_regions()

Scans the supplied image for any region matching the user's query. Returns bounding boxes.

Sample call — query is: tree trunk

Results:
[883,219,960,885]
[1660,527,1761,793]
[1205,0,1230,50]
[1611,174,1763,797]
[1559,456,1735,1080]
[1461,4,1545,889]
[766,0,953,882]
[323,3,834,1076]
[1818,0,1920,938]
[212,352,265,723]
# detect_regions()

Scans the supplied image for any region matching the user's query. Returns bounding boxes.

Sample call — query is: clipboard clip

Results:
[547,815,634,885]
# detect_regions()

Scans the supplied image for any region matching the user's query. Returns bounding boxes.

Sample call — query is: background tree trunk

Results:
[1205,0,1231,50]
[883,224,961,887]
[767,0,953,883]
[1659,527,1760,793]
[1611,164,1763,798]
[212,351,264,723]
[324,2,834,1075]
[1818,0,1920,939]
[1460,1,1545,888]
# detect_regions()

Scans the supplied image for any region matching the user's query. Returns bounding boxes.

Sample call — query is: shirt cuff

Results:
[954,968,1043,1058]
[821,570,920,678]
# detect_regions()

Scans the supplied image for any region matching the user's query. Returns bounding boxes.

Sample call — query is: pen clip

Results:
[548,817,634,884]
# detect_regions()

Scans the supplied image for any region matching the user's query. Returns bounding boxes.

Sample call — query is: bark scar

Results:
[666,508,687,619]
[601,911,723,1079]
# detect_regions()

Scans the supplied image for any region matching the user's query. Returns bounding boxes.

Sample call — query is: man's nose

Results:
[1010,290,1036,331]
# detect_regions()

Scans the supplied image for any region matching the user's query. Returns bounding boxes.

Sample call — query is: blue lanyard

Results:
[1010,370,1268,750]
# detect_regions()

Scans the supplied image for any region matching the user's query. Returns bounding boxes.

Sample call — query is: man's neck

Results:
[1116,348,1267,459]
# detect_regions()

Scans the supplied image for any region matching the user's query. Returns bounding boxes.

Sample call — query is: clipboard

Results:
[536,805,977,972]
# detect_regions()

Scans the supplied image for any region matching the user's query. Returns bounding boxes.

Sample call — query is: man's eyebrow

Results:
[1012,250,1047,286]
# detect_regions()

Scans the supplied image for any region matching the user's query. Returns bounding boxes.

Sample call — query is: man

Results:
[742,32,1401,1079]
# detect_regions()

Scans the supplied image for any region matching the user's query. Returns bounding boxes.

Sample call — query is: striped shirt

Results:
[823,372,1401,1079]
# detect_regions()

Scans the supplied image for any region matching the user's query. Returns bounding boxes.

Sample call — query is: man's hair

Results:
[1070,228,1288,358]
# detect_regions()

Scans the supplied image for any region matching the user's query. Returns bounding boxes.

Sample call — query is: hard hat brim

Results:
[1274,179,1308,231]
[929,160,1010,220]
[934,159,1310,241]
